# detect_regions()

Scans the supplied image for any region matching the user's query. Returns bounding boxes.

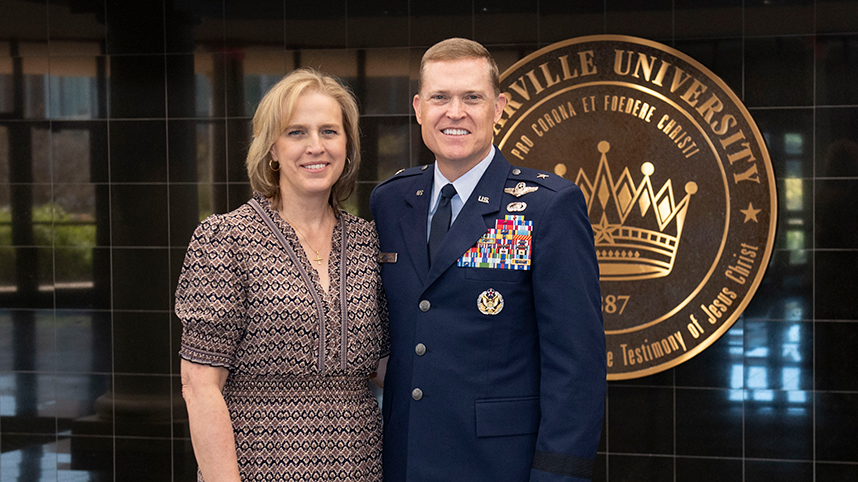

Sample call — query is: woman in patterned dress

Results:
[176,68,389,481]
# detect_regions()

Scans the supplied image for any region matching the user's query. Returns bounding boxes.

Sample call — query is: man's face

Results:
[413,57,507,177]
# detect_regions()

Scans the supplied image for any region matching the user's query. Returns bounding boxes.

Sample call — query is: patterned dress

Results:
[175,192,389,481]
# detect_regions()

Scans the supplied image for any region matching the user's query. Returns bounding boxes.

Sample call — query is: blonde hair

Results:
[418,38,500,96]
[246,68,360,209]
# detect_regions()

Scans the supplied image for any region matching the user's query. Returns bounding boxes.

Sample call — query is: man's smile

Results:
[441,128,470,136]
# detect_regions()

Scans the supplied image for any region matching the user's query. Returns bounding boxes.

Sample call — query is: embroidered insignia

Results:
[507,201,527,212]
[416,190,424,196]
[537,173,549,179]
[395,169,405,175]
[477,288,504,315]
[512,168,522,175]
[457,215,532,270]
[504,182,539,198]
[421,165,429,170]
[478,195,490,203]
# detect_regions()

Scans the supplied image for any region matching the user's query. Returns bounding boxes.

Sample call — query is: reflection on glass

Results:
[785,159,802,178]
[299,50,357,85]
[364,49,410,115]
[243,50,292,116]
[0,125,8,183]
[52,129,92,184]
[782,367,800,390]
[784,178,802,210]
[244,74,281,116]
[741,322,809,412]
[785,230,804,250]
[746,347,769,357]
[375,121,408,180]
[0,247,15,291]
[0,375,18,415]
[0,441,57,481]
[785,231,807,264]
[194,54,214,117]
[32,203,95,290]
[784,132,802,155]
[0,185,10,249]
[195,122,217,221]
[23,56,49,119]
[748,366,768,388]
[50,71,98,119]
[0,57,12,113]
[783,299,803,321]
[196,123,215,182]
[752,390,774,402]
[31,126,51,183]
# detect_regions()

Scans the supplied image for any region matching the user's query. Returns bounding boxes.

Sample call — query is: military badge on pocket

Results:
[477,288,504,315]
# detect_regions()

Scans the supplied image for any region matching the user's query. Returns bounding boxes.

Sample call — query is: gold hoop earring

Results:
[269,159,280,171]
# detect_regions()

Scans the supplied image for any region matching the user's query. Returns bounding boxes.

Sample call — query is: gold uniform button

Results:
[412,388,423,400]
[415,343,426,356]
[419,300,431,312]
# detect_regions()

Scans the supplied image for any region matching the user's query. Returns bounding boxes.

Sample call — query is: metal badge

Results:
[507,201,527,212]
[477,288,504,315]
[478,195,490,203]
[504,182,539,198]
[395,168,405,175]
[537,173,549,179]
[421,165,429,170]
[378,252,398,263]
[416,190,424,196]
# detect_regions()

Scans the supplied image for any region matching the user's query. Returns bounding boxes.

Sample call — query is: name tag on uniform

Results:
[379,252,398,263]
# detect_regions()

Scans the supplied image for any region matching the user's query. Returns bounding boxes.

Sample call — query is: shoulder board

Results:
[376,164,431,188]
[508,165,574,191]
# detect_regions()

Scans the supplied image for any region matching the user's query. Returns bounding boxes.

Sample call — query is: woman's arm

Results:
[181,359,241,482]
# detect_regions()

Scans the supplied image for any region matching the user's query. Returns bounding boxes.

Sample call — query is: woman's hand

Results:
[370,356,388,388]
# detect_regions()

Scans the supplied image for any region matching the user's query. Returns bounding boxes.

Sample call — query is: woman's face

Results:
[270,91,347,203]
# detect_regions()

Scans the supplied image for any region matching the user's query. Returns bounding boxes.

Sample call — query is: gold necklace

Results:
[281,211,330,265]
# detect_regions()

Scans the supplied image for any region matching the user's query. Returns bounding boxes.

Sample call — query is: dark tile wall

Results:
[0,1,856,480]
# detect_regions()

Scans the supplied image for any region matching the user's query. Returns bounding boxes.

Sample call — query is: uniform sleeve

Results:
[175,216,248,370]
[370,221,391,358]
[530,184,606,482]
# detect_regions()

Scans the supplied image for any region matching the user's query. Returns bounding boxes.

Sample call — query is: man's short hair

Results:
[418,38,500,97]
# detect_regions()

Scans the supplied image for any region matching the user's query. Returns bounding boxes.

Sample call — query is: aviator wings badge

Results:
[504,182,539,198]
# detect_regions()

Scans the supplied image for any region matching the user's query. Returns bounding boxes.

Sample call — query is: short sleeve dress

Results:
[175,192,390,482]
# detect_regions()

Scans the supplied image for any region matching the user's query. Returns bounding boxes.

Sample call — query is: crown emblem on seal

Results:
[576,141,698,281]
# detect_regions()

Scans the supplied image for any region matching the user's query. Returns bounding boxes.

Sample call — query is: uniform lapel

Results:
[423,151,510,290]
[399,169,434,284]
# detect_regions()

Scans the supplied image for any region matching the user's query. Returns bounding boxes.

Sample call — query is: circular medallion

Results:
[495,35,777,379]
[477,288,505,315]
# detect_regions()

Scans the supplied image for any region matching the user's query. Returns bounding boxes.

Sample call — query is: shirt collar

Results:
[430,145,495,208]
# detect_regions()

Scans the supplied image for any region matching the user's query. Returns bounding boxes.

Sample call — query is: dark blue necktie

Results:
[429,183,457,263]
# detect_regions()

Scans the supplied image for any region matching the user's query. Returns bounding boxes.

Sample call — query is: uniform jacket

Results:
[369,149,606,482]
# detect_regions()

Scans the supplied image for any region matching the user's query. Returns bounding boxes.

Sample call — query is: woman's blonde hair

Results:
[246,68,360,209]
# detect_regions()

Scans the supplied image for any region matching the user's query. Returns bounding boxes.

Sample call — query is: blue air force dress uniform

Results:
[369,148,606,482]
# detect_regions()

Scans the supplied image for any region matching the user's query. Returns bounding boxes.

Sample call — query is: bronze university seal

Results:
[495,35,777,379]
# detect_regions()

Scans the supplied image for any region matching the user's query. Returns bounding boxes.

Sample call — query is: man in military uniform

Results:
[370,38,606,482]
